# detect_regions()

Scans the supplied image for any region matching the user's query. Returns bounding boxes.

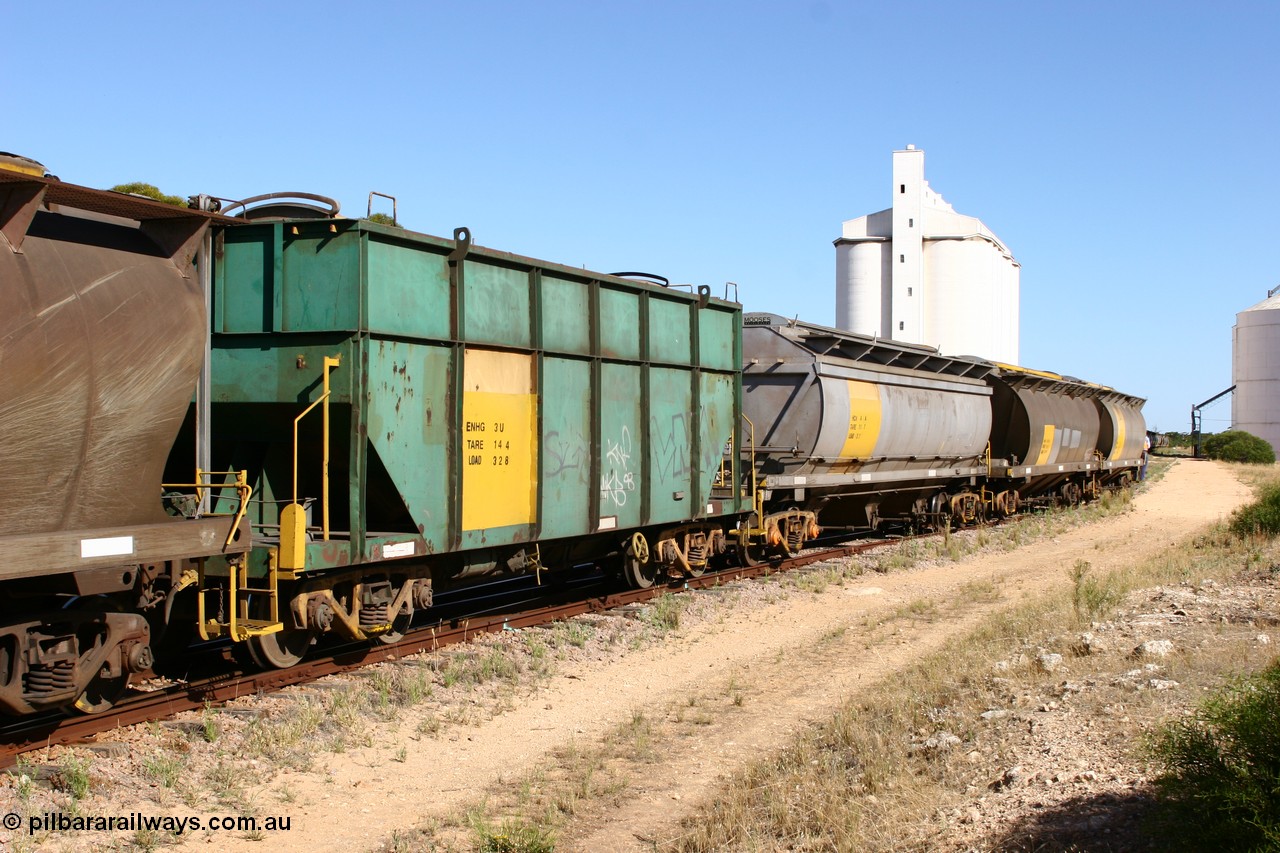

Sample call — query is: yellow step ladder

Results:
[165,468,284,642]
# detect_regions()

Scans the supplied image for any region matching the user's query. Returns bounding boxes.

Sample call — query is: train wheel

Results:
[65,598,133,713]
[376,607,414,645]
[73,667,130,715]
[624,532,657,589]
[735,516,772,567]
[736,542,763,567]
[736,534,773,567]
[246,629,314,669]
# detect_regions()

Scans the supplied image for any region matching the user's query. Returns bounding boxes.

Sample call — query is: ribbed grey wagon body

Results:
[740,314,1147,528]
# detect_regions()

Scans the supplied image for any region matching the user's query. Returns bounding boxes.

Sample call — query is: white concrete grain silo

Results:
[835,146,1020,363]
[1232,289,1280,453]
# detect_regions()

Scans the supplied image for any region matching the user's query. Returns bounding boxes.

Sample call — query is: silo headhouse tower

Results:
[835,146,1021,365]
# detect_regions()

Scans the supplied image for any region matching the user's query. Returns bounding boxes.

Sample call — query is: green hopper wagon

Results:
[197,216,745,665]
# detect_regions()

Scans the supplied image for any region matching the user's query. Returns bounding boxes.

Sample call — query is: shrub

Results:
[1068,559,1124,623]
[365,212,400,227]
[1230,481,1280,538]
[1203,431,1276,464]
[472,817,555,853]
[110,182,187,206]
[1149,659,1280,850]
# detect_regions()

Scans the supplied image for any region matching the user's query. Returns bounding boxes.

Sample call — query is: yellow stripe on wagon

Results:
[1109,410,1127,461]
[839,380,882,459]
[1035,425,1056,466]
[461,349,538,531]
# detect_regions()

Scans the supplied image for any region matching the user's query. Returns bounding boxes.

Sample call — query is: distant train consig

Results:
[0,159,1145,716]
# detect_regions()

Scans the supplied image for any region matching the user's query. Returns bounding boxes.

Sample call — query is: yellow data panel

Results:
[839,380,883,459]
[462,349,538,531]
[1109,410,1127,461]
[1035,424,1056,466]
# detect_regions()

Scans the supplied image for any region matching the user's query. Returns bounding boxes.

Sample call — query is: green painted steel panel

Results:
[212,341,354,404]
[599,362,642,529]
[366,339,452,551]
[281,232,360,331]
[700,371,737,504]
[366,239,451,341]
[647,367,693,524]
[648,297,692,365]
[216,227,274,333]
[458,520,535,550]
[463,262,531,347]
[599,288,640,360]
[213,217,746,578]
[540,276,591,355]
[301,539,354,571]
[698,306,737,372]
[540,357,592,538]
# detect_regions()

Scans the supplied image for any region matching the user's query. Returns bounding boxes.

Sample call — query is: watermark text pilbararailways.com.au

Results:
[6,810,292,836]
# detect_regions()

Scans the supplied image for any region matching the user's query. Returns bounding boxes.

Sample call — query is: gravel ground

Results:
[0,459,1257,853]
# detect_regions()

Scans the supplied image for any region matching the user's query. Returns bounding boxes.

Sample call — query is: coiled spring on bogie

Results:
[687,541,706,567]
[787,529,804,552]
[25,660,75,696]
[359,604,391,629]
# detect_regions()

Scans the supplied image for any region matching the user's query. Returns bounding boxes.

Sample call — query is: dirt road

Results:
[252,458,1249,852]
[0,459,1250,853]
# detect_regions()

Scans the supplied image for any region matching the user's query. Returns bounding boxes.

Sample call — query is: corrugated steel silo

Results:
[1232,292,1280,453]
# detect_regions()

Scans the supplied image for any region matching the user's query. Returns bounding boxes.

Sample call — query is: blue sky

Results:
[7,1,1277,431]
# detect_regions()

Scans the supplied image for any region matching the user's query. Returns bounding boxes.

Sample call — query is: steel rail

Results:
[0,537,893,767]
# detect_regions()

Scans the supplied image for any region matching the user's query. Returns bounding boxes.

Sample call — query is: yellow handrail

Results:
[741,413,763,517]
[162,469,252,548]
[290,355,342,541]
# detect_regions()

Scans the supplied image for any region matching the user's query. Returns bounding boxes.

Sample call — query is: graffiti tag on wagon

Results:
[601,427,636,507]
[651,413,692,483]
[545,428,590,484]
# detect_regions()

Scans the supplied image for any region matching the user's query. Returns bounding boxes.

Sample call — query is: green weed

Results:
[643,593,688,632]
[1229,481,1280,538]
[1149,659,1280,850]
[55,753,91,800]
[1069,559,1124,623]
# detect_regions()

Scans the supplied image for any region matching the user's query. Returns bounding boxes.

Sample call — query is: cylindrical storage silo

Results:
[836,239,888,337]
[1233,295,1280,455]
[926,238,995,357]
[987,243,1007,358]
[1001,259,1020,363]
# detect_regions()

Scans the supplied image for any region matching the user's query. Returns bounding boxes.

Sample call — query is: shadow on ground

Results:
[980,789,1161,852]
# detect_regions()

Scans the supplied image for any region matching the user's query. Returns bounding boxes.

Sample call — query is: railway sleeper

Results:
[0,610,152,716]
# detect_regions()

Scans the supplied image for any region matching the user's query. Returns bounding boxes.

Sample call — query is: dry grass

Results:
[346,470,1249,851]
[379,707,663,851]
[663,490,1279,852]
[7,469,1202,853]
